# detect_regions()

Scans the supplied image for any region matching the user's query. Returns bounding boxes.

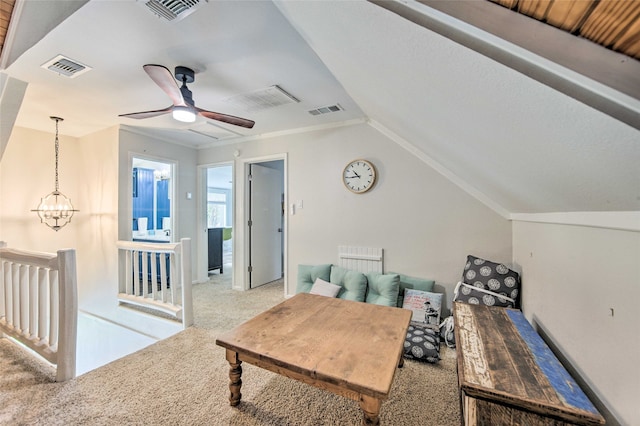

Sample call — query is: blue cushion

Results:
[330,266,367,302]
[365,272,400,307]
[389,272,435,307]
[296,264,332,294]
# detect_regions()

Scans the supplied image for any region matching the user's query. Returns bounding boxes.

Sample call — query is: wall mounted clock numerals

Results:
[342,159,377,194]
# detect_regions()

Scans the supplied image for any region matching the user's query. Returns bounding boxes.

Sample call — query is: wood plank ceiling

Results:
[0,0,16,57]
[489,0,640,59]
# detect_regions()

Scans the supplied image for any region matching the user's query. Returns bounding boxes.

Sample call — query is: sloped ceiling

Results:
[1,0,639,216]
[275,0,640,214]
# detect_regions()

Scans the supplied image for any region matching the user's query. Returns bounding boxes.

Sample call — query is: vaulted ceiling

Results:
[1,0,638,216]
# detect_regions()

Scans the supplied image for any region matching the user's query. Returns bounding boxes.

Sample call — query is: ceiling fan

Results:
[119,64,255,128]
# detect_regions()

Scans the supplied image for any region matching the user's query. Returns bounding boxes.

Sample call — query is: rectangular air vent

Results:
[41,55,92,78]
[308,104,343,116]
[225,85,299,113]
[141,0,206,22]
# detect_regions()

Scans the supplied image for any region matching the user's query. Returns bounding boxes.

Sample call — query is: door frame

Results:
[128,153,177,242]
[196,161,234,284]
[236,153,287,295]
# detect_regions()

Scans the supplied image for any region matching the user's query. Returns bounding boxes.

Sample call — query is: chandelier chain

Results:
[54,117,60,192]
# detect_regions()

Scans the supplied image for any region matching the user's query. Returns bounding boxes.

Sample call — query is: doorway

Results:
[248,160,284,288]
[205,164,233,283]
[234,154,287,294]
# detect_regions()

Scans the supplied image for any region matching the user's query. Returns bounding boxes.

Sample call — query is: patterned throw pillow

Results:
[455,255,521,308]
[403,323,440,363]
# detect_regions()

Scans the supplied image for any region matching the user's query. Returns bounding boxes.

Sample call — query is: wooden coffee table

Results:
[215,293,412,425]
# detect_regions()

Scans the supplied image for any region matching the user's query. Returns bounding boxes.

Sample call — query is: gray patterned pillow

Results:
[456,255,520,308]
[403,323,440,363]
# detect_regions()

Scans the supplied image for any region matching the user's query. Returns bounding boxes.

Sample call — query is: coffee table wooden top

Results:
[216,293,412,399]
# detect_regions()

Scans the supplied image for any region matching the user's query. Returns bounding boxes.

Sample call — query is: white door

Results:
[249,163,283,288]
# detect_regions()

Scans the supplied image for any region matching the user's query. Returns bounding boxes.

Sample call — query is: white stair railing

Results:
[116,238,193,329]
[0,241,78,381]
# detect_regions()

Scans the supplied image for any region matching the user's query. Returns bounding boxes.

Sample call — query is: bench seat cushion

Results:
[330,266,367,302]
[296,264,332,294]
[365,272,400,307]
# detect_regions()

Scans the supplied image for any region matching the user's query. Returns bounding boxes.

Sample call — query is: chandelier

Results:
[32,117,78,231]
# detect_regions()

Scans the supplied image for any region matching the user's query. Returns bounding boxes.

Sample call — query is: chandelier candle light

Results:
[32,116,78,231]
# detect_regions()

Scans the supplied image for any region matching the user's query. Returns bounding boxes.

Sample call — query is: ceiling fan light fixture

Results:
[173,105,196,123]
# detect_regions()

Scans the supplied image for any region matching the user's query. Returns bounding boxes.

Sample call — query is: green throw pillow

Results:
[330,266,367,302]
[296,264,332,294]
[365,272,400,307]
[389,273,435,307]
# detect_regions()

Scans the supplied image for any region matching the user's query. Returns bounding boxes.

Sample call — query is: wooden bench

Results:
[453,302,605,426]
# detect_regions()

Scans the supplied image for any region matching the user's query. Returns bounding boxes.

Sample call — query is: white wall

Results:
[198,122,512,313]
[513,220,640,426]
[0,125,118,315]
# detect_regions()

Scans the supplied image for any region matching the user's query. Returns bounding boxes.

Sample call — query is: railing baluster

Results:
[159,253,167,303]
[141,251,149,297]
[123,250,132,296]
[133,250,140,297]
[19,265,29,337]
[0,260,5,320]
[10,263,18,331]
[49,270,59,348]
[150,251,158,300]
[170,252,177,305]
[38,268,48,343]
[29,266,38,339]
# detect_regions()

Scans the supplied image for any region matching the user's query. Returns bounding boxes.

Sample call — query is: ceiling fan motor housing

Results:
[175,66,194,83]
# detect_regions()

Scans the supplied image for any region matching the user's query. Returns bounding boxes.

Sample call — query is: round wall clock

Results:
[342,159,377,194]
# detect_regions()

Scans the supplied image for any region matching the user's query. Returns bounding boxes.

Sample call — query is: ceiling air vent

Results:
[140,0,206,22]
[225,85,299,113]
[308,104,343,116]
[41,55,92,78]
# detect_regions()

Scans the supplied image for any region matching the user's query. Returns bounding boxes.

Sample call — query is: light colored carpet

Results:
[0,278,461,425]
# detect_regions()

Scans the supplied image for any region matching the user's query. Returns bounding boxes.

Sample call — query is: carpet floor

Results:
[0,278,461,425]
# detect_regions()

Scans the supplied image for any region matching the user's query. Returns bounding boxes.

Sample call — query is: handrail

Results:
[0,241,78,381]
[116,238,193,329]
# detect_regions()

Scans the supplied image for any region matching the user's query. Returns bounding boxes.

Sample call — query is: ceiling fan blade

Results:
[143,64,186,107]
[119,106,174,119]
[196,108,255,129]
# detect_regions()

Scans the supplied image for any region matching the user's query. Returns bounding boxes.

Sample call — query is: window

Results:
[207,189,230,228]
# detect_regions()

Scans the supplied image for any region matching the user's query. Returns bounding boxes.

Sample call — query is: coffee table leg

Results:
[359,395,381,425]
[225,349,243,406]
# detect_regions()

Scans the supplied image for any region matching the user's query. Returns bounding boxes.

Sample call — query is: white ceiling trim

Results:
[196,118,368,149]
[511,212,640,232]
[119,126,198,149]
[367,119,510,219]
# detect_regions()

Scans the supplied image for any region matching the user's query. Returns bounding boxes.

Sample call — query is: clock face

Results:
[342,159,376,193]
